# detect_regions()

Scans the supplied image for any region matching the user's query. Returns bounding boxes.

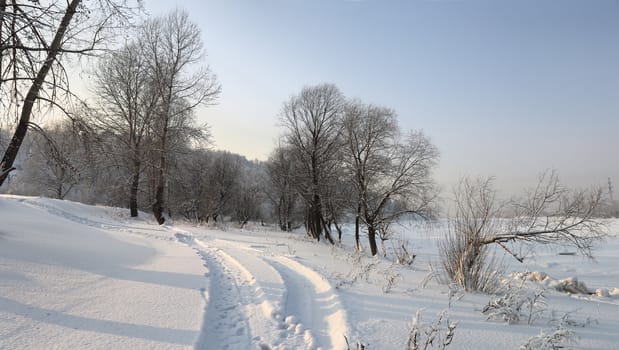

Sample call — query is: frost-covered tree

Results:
[166,147,211,221]
[203,151,242,222]
[231,160,266,227]
[264,144,302,232]
[20,123,84,199]
[280,83,345,243]
[343,101,439,256]
[141,9,220,224]
[91,41,159,217]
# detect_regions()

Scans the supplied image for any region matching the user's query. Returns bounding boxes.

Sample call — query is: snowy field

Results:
[1,195,618,349]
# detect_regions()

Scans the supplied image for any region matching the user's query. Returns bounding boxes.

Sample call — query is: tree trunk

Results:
[129,159,141,217]
[306,152,324,240]
[355,203,361,250]
[0,0,81,186]
[152,124,168,225]
[152,182,165,224]
[380,238,387,258]
[57,180,63,199]
[335,220,343,243]
[321,217,335,244]
[278,198,285,231]
[368,224,378,256]
[307,193,323,240]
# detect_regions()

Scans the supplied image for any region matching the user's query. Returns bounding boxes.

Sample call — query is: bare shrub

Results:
[482,288,547,325]
[393,238,416,266]
[519,326,576,350]
[438,178,505,293]
[549,310,597,328]
[438,172,606,292]
[406,310,457,350]
[382,269,401,294]
[335,251,378,289]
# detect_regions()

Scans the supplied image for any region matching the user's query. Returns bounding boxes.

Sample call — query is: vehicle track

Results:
[192,238,314,350]
[266,256,349,350]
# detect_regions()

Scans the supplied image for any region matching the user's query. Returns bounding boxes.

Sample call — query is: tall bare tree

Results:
[280,83,344,243]
[91,40,159,217]
[343,101,439,256]
[141,9,220,224]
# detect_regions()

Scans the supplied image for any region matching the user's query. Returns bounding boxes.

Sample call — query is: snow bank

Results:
[511,271,619,298]
[0,196,207,350]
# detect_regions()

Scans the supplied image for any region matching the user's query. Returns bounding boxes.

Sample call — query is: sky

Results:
[143,0,619,197]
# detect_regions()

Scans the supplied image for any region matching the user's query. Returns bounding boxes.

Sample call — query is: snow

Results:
[2,195,619,349]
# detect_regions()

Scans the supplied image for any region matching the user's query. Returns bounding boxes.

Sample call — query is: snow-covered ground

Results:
[1,195,618,349]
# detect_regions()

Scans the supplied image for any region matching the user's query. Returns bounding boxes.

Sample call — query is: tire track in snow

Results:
[174,233,252,350]
[175,232,349,349]
[194,248,253,350]
[265,256,350,350]
[192,238,313,350]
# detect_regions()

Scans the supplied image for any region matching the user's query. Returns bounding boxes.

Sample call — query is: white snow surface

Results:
[1,195,619,349]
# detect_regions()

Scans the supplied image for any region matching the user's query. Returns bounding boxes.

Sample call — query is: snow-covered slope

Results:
[1,195,618,349]
[0,196,206,349]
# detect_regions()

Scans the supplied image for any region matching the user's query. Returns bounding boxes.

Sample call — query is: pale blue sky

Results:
[145,0,619,195]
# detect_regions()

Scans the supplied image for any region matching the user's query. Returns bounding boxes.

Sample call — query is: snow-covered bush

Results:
[482,288,547,325]
[406,310,457,350]
[519,326,576,350]
[335,250,379,289]
[382,269,401,294]
[511,271,593,295]
[549,310,597,328]
[392,238,416,266]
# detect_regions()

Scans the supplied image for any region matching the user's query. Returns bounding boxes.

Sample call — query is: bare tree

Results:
[343,102,398,250]
[10,122,81,199]
[343,101,439,256]
[438,177,506,293]
[203,151,241,223]
[265,144,300,232]
[439,172,607,292]
[232,161,265,228]
[141,9,220,224]
[90,40,159,217]
[166,147,211,221]
[280,83,344,243]
[322,168,350,243]
[0,0,139,186]
[34,122,85,199]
